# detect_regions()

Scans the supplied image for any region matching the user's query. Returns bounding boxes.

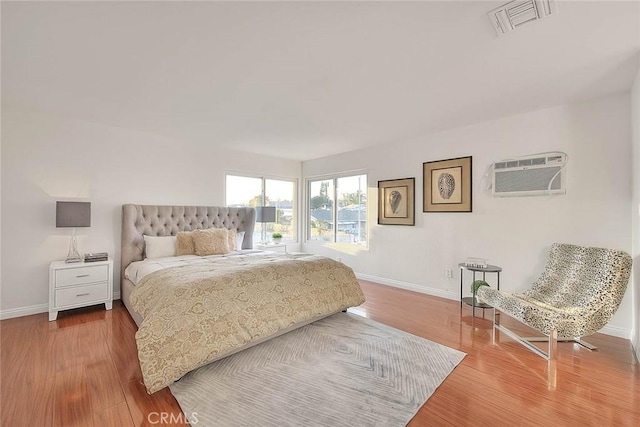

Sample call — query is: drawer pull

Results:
[76,274,90,278]
[76,293,90,297]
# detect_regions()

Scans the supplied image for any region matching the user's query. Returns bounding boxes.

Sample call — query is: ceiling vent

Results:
[488,0,557,36]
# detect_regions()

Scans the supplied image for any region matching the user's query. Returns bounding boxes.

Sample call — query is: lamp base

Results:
[66,228,82,263]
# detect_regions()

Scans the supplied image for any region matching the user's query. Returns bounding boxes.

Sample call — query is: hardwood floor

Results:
[1,280,638,426]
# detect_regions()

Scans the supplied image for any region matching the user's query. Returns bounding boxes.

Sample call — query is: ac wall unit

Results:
[492,152,566,197]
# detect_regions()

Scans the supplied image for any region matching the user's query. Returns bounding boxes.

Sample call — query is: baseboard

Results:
[0,303,48,320]
[355,273,459,302]
[1,291,122,320]
[598,324,631,340]
[355,272,632,340]
[631,328,640,363]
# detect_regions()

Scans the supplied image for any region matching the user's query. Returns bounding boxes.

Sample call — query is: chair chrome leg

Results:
[548,329,557,361]
[522,336,598,350]
[574,339,597,350]
[493,322,553,360]
[490,308,560,360]
[491,307,498,345]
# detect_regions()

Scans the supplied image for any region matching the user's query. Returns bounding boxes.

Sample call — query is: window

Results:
[307,173,367,245]
[226,174,297,243]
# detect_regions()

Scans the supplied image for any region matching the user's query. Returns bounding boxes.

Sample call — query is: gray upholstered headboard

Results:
[121,204,256,283]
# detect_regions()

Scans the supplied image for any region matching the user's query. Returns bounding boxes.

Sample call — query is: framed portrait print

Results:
[378,177,415,225]
[423,156,472,212]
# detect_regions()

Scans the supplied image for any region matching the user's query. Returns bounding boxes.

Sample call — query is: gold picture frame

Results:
[378,177,415,225]
[423,156,472,212]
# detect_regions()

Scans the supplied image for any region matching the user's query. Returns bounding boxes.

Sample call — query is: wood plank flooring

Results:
[1,280,638,426]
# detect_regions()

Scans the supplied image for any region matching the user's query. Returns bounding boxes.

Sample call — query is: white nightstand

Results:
[49,258,113,321]
[256,243,287,253]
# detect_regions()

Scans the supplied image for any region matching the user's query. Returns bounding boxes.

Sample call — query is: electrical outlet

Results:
[445,269,453,279]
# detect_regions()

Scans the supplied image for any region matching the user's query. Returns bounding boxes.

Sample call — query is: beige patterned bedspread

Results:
[130,253,366,393]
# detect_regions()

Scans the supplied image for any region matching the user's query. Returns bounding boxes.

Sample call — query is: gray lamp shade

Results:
[256,206,276,223]
[56,201,91,228]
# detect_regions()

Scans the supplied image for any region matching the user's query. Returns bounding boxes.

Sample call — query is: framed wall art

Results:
[423,156,472,212]
[378,177,415,225]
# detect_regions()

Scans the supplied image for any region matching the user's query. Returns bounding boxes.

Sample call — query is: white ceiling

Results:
[2,1,639,161]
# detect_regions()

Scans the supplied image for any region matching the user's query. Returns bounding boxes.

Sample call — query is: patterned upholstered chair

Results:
[477,243,632,360]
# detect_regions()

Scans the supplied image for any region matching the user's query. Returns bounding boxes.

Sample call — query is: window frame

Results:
[305,171,368,246]
[225,172,299,243]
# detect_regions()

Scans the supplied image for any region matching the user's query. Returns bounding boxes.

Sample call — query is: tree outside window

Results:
[308,174,367,245]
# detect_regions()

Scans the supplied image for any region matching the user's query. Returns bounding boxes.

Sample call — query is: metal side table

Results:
[459,263,502,317]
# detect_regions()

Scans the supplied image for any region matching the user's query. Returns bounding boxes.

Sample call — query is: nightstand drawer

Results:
[55,265,109,288]
[55,283,108,307]
[49,258,113,321]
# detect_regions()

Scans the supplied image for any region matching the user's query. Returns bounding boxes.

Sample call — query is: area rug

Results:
[169,313,465,427]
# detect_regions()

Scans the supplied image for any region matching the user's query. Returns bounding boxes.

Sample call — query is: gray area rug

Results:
[170,313,465,427]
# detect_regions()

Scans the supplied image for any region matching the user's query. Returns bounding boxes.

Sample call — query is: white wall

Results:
[0,106,301,318]
[303,93,633,338]
[631,67,640,359]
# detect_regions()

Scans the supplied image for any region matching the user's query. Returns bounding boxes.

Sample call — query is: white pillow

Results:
[236,231,245,250]
[144,235,177,259]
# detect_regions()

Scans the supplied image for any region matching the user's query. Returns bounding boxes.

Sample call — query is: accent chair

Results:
[477,243,632,360]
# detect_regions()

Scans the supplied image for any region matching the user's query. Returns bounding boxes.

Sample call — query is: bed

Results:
[120,204,365,393]
[121,204,258,326]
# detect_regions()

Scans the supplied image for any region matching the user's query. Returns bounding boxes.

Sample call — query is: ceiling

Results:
[2,1,639,161]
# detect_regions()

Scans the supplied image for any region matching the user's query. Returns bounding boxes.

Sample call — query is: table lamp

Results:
[256,206,276,244]
[56,201,91,263]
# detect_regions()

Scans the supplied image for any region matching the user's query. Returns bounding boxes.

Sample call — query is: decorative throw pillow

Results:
[143,235,177,259]
[176,231,195,256]
[227,229,238,251]
[193,228,231,256]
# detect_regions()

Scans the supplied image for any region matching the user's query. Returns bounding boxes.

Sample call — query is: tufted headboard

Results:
[121,204,256,283]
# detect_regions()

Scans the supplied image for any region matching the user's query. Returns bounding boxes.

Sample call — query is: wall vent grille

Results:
[492,152,567,197]
[488,0,557,36]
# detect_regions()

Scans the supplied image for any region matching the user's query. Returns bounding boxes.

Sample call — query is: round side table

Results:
[459,263,502,317]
